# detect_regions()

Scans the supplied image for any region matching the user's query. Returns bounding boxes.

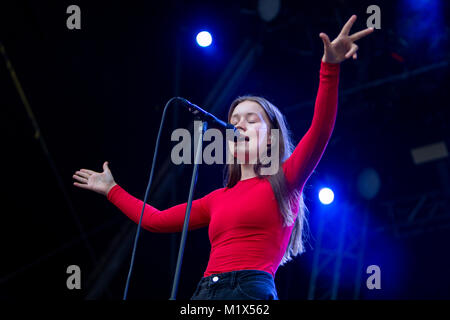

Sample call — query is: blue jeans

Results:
[190,270,279,300]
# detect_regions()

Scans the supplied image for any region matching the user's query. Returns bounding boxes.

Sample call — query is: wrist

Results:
[322,55,340,64]
[105,182,117,197]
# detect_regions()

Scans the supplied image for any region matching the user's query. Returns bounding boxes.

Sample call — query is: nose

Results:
[235,119,247,132]
[236,127,245,134]
[235,126,247,139]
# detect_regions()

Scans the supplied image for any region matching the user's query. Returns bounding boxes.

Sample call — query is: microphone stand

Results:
[169,118,208,300]
[122,97,235,300]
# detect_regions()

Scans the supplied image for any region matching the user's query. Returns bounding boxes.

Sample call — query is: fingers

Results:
[72,171,89,183]
[353,52,357,60]
[80,168,96,175]
[75,170,90,179]
[349,27,374,42]
[73,174,88,183]
[339,15,357,36]
[319,32,331,48]
[73,169,91,185]
[73,182,90,189]
[345,43,359,59]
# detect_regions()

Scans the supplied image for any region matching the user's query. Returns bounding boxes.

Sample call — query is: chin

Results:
[229,141,259,163]
[234,151,259,164]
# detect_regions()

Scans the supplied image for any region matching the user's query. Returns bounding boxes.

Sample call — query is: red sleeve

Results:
[283,61,340,191]
[107,184,211,233]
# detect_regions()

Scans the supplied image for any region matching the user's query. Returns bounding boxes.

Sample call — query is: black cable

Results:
[122,96,181,300]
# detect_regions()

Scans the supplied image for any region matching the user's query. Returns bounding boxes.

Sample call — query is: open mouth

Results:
[235,135,250,143]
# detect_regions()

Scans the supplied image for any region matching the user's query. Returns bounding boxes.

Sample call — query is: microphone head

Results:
[228,125,248,142]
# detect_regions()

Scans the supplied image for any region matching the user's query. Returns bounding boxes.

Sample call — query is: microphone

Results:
[177,97,243,141]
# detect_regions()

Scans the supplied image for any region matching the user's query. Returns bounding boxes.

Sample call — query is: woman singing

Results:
[73,15,373,300]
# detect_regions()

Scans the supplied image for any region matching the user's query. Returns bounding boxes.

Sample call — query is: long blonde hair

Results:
[225,95,310,266]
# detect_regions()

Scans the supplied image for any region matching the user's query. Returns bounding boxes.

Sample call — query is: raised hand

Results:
[320,15,374,64]
[73,161,117,197]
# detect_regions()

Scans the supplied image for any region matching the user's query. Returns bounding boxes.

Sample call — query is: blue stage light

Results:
[319,187,334,205]
[196,31,212,47]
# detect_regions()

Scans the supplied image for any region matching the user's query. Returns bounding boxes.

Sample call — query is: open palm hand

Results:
[73,161,117,196]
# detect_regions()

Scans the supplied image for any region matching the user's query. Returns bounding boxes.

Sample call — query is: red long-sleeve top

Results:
[107,61,339,278]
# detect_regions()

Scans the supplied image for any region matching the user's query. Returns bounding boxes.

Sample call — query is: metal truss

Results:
[307,186,450,300]
[307,201,369,300]
[376,188,450,238]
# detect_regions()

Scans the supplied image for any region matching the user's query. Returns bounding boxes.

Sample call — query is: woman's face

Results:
[228,100,271,163]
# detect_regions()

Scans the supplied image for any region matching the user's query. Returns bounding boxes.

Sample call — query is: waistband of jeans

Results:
[198,269,274,288]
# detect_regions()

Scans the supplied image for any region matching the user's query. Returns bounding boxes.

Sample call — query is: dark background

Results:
[1,0,449,300]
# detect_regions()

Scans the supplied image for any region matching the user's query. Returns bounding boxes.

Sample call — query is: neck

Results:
[240,164,257,181]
